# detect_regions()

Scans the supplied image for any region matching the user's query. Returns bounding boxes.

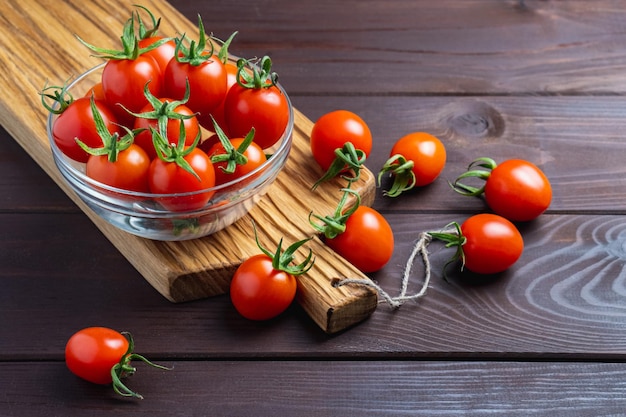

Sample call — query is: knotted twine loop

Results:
[332,231,433,309]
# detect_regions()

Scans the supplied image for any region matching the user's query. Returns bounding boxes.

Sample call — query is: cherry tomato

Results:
[197,61,239,134]
[84,82,106,101]
[138,36,177,73]
[164,55,227,119]
[133,99,200,160]
[230,254,297,321]
[85,143,151,192]
[383,132,447,192]
[52,97,120,162]
[148,148,216,211]
[65,327,129,385]
[101,54,163,118]
[207,137,267,186]
[485,159,552,222]
[224,82,289,150]
[310,110,372,171]
[460,213,523,274]
[325,206,394,273]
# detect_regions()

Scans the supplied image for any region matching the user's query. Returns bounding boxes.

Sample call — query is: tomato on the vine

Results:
[224,56,289,150]
[451,157,552,222]
[65,327,168,399]
[378,132,447,197]
[311,189,393,273]
[310,110,372,172]
[430,213,524,275]
[230,224,314,321]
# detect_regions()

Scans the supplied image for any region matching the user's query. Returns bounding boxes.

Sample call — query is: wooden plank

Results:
[0,0,378,334]
[3,212,626,358]
[175,0,626,95]
[2,360,626,416]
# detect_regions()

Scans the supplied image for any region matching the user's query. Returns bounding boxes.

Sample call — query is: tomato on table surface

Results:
[230,224,315,321]
[378,131,447,197]
[451,157,552,222]
[430,213,524,276]
[65,327,169,399]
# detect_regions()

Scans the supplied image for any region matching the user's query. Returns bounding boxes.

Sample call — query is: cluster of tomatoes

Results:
[43,7,289,212]
[57,6,553,400]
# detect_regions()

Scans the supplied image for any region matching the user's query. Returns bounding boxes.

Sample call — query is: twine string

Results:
[332,231,435,309]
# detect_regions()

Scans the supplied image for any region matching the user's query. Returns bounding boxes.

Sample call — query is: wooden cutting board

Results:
[0,0,378,333]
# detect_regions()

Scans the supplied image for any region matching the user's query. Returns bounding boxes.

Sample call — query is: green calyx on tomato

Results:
[128,78,196,135]
[107,331,170,399]
[428,221,467,281]
[212,31,238,65]
[450,156,552,222]
[311,142,367,190]
[172,15,215,67]
[39,82,74,115]
[75,96,141,163]
[449,156,496,197]
[309,187,360,239]
[252,221,315,276]
[377,154,416,197]
[134,5,162,40]
[77,11,172,61]
[209,117,254,175]
[429,213,524,279]
[151,119,203,180]
[235,55,279,89]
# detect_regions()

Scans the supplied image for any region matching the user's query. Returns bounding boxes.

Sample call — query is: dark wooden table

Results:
[3,0,626,415]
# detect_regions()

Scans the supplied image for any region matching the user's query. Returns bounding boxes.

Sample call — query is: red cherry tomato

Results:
[148,148,216,211]
[310,110,372,171]
[230,254,297,321]
[52,97,120,162]
[388,132,447,187]
[207,137,267,186]
[164,55,227,119]
[138,36,177,73]
[85,143,151,192]
[224,82,289,150]
[484,159,552,222]
[101,55,164,117]
[460,213,524,274]
[197,61,239,134]
[65,327,129,385]
[325,206,394,273]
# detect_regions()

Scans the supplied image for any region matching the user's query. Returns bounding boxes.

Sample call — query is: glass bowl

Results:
[46,63,293,241]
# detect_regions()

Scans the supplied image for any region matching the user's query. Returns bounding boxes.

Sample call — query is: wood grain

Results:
[174,0,626,95]
[2,361,626,416]
[0,0,379,334]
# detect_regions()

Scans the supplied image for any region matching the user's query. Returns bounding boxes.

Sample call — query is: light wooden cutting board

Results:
[0,0,379,334]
